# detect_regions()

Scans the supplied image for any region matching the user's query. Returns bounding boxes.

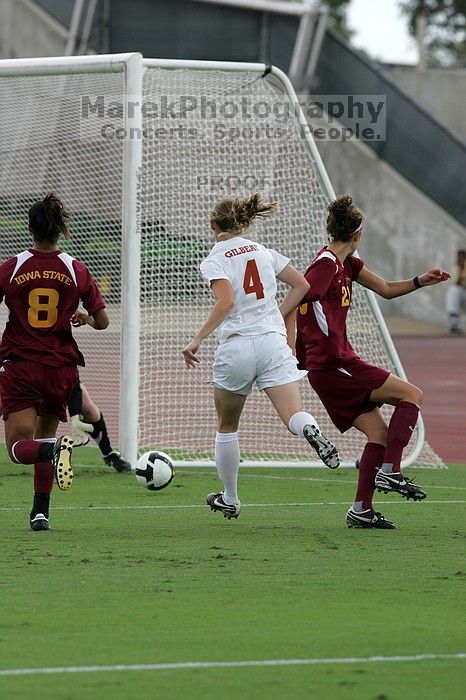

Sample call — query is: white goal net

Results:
[0,54,444,468]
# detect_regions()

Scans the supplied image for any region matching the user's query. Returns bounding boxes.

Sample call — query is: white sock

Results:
[215,432,240,505]
[288,411,319,437]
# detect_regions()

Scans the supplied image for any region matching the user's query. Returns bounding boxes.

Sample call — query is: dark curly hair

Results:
[28,192,71,244]
[327,194,364,242]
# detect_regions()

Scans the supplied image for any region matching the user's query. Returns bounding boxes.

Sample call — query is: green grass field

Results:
[0,446,464,700]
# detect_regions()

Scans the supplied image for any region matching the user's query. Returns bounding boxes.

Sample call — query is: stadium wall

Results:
[382,67,466,145]
[0,0,67,58]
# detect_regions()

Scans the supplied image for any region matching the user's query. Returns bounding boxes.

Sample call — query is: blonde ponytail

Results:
[211,192,278,235]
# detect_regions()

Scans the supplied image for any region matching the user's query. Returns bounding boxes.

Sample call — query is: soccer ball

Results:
[135,451,175,491]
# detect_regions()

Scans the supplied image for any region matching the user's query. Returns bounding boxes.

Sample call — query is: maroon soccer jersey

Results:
[0,249,105,367]
[296,247,364,370]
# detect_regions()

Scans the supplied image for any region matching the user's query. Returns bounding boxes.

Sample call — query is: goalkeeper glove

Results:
[70,414,93,447]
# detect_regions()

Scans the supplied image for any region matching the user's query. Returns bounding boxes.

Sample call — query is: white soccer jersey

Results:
[200,235,290,344]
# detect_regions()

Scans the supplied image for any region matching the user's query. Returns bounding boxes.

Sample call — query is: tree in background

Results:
[320,0,353,39]
[400,0,466,66]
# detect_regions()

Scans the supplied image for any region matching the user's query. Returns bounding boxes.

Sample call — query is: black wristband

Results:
[413,276,422,289]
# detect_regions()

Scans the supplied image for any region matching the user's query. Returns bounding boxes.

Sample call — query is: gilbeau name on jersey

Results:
[224,244,258,258]
[13,270,72,286]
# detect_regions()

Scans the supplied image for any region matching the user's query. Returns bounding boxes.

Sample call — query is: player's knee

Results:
[400,383,423,407]
[410,386,423,407]
[80,385,100,421]
[361,420,387,445]
[82,407,99,423]
[82,400,100,422]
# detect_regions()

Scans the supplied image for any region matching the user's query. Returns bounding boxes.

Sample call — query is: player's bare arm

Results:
[182,278,234,368]
[71,307,109,329]
[357,266,450,299]
[277,264,310,319]
[283,308,298,354]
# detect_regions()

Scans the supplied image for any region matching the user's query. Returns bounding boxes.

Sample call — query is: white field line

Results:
[235,473,466,490]
[0,500,465,512]
[0,653,464,677]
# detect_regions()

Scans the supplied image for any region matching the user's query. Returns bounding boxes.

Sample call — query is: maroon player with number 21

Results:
[295,194,450,530]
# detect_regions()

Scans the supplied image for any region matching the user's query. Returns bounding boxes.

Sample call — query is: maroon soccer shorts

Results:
[0,359,78,421]
[307,357,390,433]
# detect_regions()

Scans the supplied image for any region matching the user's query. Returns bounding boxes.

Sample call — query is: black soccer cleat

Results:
[303,424,340,469]
[104,451,132,473]
[375,471,427,501]
[52,435,74,491]
[206,492,241,520]
[30,513,50,531]
[346,507,395,530]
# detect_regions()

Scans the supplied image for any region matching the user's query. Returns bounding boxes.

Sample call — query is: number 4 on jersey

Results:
[243,259,264,300]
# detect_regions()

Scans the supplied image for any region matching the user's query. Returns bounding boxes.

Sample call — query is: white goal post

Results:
[0,53,443,469]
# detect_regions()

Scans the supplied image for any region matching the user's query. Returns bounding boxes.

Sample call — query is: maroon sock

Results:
[355,442,385,510]
[34,462,54,494]
[11,439,54,465]
[383,401,420,473]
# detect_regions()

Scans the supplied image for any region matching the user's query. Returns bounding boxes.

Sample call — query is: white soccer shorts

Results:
[212,332,304,395]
